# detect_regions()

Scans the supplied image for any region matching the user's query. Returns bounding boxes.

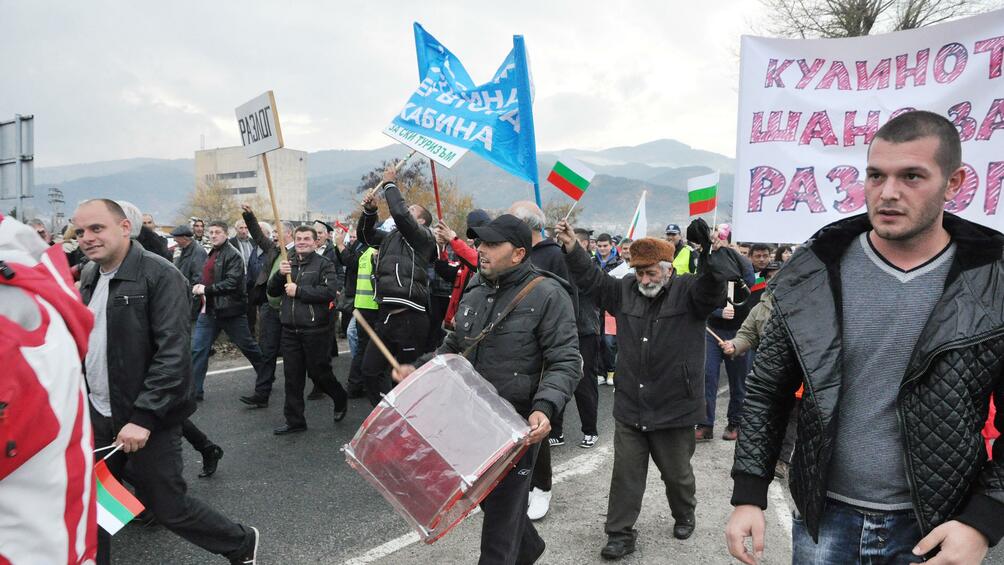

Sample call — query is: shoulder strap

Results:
[462,275,546,359]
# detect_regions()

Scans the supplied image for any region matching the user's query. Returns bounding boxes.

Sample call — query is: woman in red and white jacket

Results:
[432,210,491,330]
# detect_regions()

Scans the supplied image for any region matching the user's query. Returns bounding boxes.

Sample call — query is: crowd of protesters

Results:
[2,111,1001,565]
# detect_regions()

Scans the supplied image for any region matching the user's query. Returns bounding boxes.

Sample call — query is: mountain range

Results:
[26,139,736,235]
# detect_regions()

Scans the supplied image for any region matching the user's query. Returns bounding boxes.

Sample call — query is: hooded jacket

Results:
[731,213,1004,547]
[358,182,436,312]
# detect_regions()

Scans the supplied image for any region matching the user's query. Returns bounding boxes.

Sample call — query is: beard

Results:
[637,281,663,298]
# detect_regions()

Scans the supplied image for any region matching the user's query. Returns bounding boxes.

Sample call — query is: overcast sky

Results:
[2,1,766,167]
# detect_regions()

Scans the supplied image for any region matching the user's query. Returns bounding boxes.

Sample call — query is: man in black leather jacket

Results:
[75,199,258,564]
[267,226,348,434]
[191,220,265,400]
[726,111,1003,565]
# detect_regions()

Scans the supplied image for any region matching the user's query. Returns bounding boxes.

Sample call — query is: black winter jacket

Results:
[203,241,247,318]
[80,241,196,432]
[358,183,436,312]
[174,242,207,322]
[267,251,337,330]
[242,210,291,307]
[566,242,737,430]
[421,261,580,420]
[731,213,1004,547]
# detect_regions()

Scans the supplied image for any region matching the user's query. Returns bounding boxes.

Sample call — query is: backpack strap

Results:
[462,276,545,359]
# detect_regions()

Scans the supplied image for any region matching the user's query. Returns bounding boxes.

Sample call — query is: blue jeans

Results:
[704,329,749,428]
[192,313,264,396]
[347,317,358,358]
[793,500,924,564]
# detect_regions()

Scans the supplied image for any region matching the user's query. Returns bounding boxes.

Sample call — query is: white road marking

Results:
[342,445,612,564]
[204,349,348,376]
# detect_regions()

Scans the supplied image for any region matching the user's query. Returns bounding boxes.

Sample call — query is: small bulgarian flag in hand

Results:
[95,459,145,535]
[750,274,767,292]
[687,172,719,216]
[548,157,595,201]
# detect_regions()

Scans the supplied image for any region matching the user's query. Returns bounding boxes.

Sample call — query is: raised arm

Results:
[555,221,623,315]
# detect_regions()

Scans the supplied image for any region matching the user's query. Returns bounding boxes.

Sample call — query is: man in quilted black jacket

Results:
[726,111,1003,565]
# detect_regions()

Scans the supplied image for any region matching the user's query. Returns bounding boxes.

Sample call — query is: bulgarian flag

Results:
[95,459,145,535]
[750,274,767,292]
[626,191,647,240]
[687,171,719,216]
[547,157,595,201]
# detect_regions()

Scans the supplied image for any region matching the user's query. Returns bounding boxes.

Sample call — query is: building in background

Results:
[195,146,308,221]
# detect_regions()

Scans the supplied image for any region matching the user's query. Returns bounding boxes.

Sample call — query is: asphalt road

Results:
[112,345,1002,564]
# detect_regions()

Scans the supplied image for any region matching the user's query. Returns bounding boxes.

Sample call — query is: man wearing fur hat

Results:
[554,218,745,560]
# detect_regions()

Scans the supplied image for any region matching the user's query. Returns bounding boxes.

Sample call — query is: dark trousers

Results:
[600,333,617,374]
[362,307,429,406]
[192,313,264,396]
[479,444,545,565]
[793,500,923,564]
[605,421,697,541]
[91,407,252,564]
[246,301,258,335]
[181,419,212,453]
[281,327,348,428]
[328,308,340,361]
[426,294,451,352]
[703,329,749,428]
[254,304,282,398]
[530,439,552,491]
[552,334,599,438]
[348,308,378,395]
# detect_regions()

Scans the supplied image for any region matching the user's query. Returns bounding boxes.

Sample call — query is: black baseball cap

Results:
[665,223,681,235]
[470,214,532,253]
[765,260,783,272]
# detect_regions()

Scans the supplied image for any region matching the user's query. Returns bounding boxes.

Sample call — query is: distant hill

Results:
[22,139,735,235]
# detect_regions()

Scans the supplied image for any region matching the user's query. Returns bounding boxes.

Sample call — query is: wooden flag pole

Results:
[430,160,444,221]
[365,150,418,201]
[562,199,581,223]
[261,152,292,284]
[353,309,400,371]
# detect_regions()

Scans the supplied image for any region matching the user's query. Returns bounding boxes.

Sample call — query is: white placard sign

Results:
[383,122,468,168]
[733,10,1004,243]
[235,91,284,158]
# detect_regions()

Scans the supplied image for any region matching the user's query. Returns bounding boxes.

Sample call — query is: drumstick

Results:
[353,309,401,371]
[706,326,726,345]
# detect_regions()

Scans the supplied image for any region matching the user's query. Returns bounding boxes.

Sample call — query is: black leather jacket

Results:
[266,251,337,330]
[731,213,1004,547]
[80,241,196,432]
[204,241,247,318]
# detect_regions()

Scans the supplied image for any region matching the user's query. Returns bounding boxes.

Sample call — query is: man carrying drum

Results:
[393,213,580,565]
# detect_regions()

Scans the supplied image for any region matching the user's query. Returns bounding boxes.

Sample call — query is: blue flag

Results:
[391,23,538,184]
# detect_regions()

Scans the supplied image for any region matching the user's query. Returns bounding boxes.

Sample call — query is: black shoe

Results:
[307,387,325,400]
[195,392,205,402]
[239,394,268,408]
[334,401,347,423]
[600,538,636,560]
[230,526,260,564]
[673,519,696,540]
[199,445,224,478]
[133,509,158,528]
[273,424,307,435]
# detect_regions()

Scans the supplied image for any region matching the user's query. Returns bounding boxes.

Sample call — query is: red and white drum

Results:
[344,354,530,543]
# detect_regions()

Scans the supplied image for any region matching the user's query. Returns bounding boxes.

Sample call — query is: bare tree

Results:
[758,0,995,38]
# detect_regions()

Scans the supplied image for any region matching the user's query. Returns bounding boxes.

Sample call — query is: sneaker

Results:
[597,375,606,385]
[527,487,551,521]
[230,526,259,564]
[605,371,615,386]
[722,424,739,441]
[694,425,714,442]
[548,435,565,447]
[579,435,599,448]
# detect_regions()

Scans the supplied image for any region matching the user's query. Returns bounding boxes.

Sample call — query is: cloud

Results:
[1,0,767,167]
